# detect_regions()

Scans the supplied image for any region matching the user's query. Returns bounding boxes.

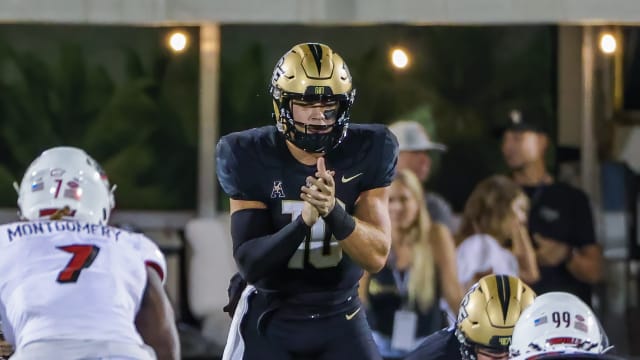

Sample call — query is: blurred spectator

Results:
[500,109,602,306]
[405,274,536,360]
[388,120,456,233]
[456,175,539,290]
[359,169,462,359]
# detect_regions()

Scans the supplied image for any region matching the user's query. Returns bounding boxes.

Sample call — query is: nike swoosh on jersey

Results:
[341,173,363,183]
[345,307,361,320]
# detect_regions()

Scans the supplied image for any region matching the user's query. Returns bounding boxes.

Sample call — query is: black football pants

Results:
[238,290,381,360]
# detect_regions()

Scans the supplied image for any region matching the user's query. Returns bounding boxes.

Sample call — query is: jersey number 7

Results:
[56,245,101,283]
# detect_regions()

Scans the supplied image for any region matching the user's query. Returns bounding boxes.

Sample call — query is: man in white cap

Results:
[388,120,455,232]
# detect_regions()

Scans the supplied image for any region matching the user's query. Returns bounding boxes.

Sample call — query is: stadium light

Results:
[599,33,617,55]
[390,48,409,69]
[168,31,188,53]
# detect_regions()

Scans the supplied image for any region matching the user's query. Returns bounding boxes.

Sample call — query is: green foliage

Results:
[220,43,270,135]
[0,38,198,209]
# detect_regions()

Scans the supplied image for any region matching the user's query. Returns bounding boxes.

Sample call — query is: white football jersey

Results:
[0,220,167,350]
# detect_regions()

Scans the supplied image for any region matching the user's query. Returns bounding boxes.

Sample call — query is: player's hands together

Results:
[301,200,320,226]
[300,157,336,217]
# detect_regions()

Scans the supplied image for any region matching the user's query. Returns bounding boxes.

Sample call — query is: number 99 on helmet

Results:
[509,292,610,359]
[269,42,356,153]
[16,147,116,225]
[456,274,536,360]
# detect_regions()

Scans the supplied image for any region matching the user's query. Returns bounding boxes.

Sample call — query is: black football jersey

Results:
[216,124,398,294]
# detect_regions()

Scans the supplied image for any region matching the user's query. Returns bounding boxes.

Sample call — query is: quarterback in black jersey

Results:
[217,42,397,360]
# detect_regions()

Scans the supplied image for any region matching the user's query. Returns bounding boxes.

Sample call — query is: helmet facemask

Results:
[456,333,510,360]
[273,90,355,153]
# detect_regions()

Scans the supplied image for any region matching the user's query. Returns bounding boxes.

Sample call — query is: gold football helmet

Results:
[455,274,536,360]
[269,42,356,153]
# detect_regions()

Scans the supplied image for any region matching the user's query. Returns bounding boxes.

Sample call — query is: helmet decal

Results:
[307,43,325,77]
[496,274,513,323]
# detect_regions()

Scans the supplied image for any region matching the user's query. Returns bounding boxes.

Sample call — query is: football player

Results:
[405,274,536,360]
[0,147,179,359]
[217,42,398,359]
[509,292,614,360]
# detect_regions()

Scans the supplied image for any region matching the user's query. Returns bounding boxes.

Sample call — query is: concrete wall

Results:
[2,0,640,25]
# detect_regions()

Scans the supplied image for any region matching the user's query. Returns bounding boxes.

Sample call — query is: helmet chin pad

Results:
[287,125,343,153]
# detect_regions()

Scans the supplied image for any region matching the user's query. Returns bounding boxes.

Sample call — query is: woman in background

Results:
[359,169,462,359]
[456,174,539,290]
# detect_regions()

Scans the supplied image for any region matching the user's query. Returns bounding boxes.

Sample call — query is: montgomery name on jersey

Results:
[217,123,398,294]
[0,220,166,350]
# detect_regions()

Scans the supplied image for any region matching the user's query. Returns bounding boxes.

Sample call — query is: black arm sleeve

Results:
[231,208,310,284]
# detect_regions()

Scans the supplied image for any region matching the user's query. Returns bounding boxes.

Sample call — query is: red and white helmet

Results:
[510,292,610,359]
[17,147,115,225]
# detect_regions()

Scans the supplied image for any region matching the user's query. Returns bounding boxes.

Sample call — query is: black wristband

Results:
[323,205,356,241]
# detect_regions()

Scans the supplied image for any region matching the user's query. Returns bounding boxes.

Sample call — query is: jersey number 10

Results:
[282,200,343,269]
